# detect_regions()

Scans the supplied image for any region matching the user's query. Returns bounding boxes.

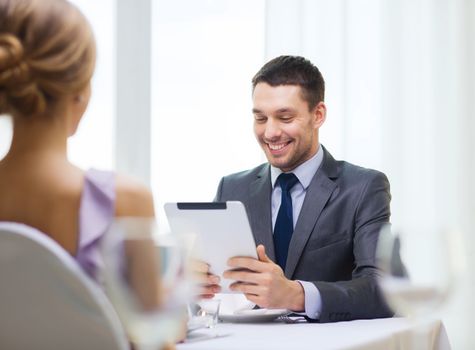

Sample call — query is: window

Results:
[0,117,12,160]
[68,0,116,170]
[151,0,266,229]
[0,0,115,169]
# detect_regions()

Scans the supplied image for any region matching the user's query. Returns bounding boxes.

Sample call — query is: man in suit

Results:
[201,55,392,322]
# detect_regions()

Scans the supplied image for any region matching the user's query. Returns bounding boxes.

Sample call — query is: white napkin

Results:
[211,293,256,315]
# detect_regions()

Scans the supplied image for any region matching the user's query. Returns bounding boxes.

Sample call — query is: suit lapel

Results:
[285,148,338,278]
[248,165,276,261]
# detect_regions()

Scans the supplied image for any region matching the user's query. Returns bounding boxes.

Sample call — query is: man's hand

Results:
[192,260,221,299]
[223,245,305,311]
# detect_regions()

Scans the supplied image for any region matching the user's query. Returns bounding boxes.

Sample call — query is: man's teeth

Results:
[268,143,287,150]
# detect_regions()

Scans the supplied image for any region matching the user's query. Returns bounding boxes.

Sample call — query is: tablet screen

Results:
[164,201,257,293]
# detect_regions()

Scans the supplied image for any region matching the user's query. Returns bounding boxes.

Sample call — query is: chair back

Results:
[0,222,129,350]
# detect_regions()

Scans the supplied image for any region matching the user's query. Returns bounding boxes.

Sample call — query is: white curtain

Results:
[265,0,474,347]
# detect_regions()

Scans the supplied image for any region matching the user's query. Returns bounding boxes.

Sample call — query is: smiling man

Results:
[204,55,392,322]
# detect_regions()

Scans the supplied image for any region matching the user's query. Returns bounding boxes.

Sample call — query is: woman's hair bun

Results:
[0,0,96,118]
[0,34,46,116]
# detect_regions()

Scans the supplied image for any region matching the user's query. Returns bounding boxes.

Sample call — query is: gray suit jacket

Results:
[215,146,393,322]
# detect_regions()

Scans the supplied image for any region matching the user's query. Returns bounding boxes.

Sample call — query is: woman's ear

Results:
[68,83,91,136]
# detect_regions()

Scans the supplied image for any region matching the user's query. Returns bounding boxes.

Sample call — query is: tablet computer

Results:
[164,201,257,293]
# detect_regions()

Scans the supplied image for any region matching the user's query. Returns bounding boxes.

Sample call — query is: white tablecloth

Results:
[178,317,451,350]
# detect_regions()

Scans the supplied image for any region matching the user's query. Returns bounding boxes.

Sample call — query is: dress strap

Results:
[76,169,115,280]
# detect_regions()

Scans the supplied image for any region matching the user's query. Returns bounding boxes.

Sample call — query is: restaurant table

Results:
[178,317,450,350]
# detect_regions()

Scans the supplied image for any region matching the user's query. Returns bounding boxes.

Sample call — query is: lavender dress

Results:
[75,169,115,281]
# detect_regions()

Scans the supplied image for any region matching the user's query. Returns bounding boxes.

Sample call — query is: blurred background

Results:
[0,0,473,347]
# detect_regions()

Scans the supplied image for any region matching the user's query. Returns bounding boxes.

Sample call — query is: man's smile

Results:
[266,141,291,154]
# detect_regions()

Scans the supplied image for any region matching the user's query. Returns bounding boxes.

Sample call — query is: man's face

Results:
[252,83,326,172]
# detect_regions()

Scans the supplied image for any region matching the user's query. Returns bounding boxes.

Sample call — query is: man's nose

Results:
[264,119,281,140]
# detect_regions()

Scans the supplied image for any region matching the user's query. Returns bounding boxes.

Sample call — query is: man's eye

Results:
[254,116,267,122]
[280,116,293,122]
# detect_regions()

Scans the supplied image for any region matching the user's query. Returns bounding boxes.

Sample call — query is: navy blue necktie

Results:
[274,173,299,270]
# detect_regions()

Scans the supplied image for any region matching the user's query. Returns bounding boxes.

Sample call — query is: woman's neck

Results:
[3,112,70,164]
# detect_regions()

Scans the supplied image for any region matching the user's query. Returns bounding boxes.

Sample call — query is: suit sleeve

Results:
[213,177,224,202]
[312,172,394,322]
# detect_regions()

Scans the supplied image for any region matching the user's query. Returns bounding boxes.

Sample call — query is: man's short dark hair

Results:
[252,55,325,110]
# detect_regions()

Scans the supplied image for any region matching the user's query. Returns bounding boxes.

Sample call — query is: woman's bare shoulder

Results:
[115,174,155,218]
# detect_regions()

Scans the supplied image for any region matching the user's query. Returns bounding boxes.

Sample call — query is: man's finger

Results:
[199,284,221,295]
[192,260,211,273]
[200,294,216,299]
[227,256,264,271]
[256,244,271,263]
[207,274,220,284]
[193,273,220,285]
[229,281,262,296]
[223,269,261,284]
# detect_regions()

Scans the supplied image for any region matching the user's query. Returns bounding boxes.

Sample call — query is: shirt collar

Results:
[270,144,324,189]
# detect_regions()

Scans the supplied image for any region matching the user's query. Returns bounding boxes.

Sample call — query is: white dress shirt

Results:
[270,144,324,319]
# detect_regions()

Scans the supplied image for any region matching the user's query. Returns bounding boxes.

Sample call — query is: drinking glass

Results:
[100,218,193,350]
[376,224,463,348]
[188,299,221,330]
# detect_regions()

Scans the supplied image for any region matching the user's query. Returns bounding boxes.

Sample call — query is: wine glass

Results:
[99,218,193,350]
[376,224,463,348]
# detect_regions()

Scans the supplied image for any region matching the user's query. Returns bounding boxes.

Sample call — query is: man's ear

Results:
[313,101,326,129]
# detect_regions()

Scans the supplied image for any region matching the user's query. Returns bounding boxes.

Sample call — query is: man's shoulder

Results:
[216,163,268,201]
[222,163,268,183]
[337,160,386,179]
[322,146,388,183]
[330,158,390,193]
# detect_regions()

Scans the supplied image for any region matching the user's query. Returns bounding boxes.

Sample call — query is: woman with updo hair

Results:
[0,0,155,280]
